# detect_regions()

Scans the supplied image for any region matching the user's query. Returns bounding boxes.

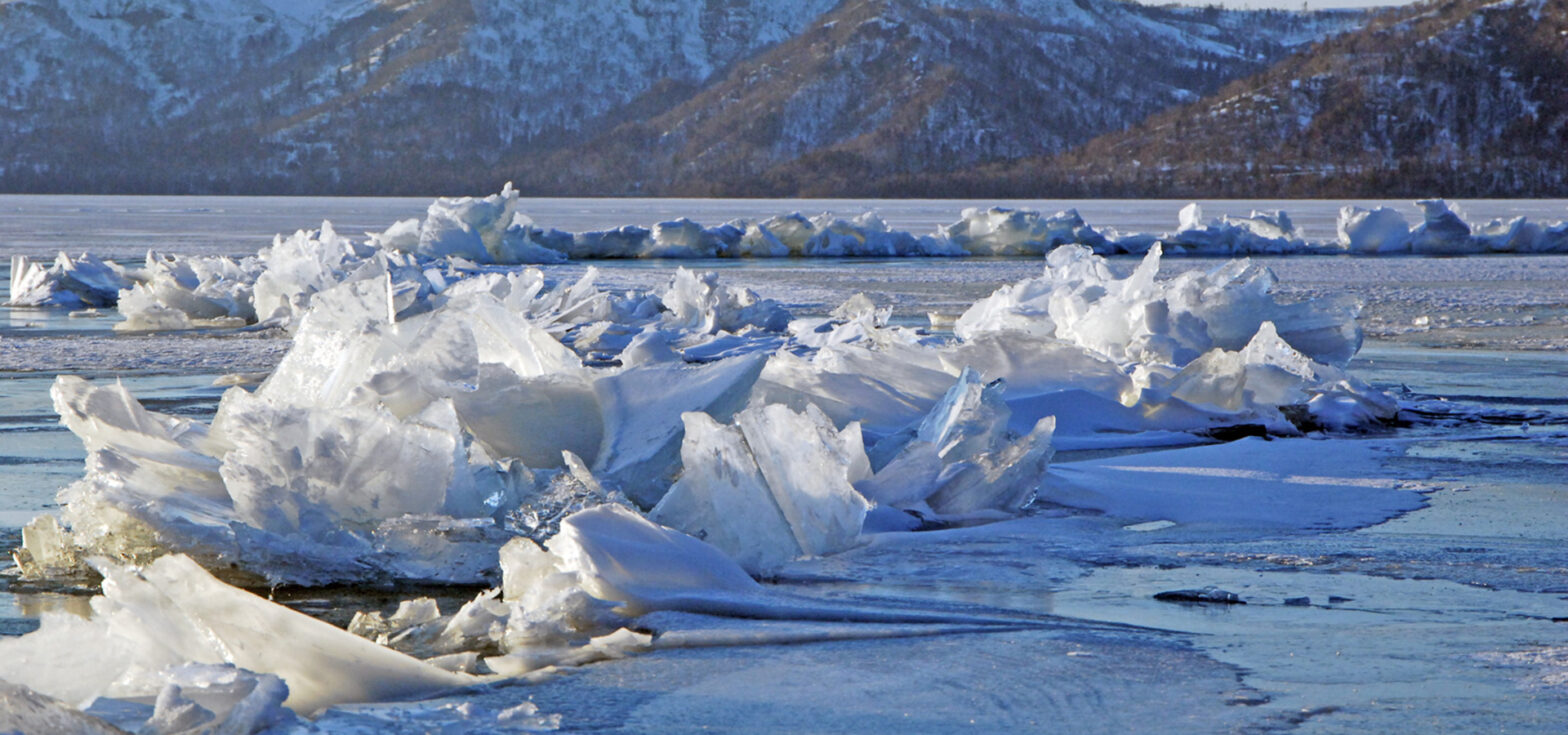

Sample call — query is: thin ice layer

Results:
[1044,437,1426,531]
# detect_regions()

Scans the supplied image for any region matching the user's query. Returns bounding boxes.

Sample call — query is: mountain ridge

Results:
[912,0,1568,198]
[2,0,1367,195]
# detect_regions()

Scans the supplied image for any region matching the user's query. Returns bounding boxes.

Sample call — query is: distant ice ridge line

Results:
[8,188,1567,313]
[378,187,1568,264]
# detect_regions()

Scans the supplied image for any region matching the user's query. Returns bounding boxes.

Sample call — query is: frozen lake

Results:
[2,197,1567,732]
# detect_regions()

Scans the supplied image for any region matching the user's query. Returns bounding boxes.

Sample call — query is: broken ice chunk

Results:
[6,252,133,308]
[1154,586,1245,605]
[0,555,471,716]
[651,404,870,574]
[1336,206,1411,253]
[1410,199,1474,255]
[859,368,1055,517]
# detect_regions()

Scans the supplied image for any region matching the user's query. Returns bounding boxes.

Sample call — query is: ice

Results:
[18,372,529,586]
[17,265,791,584]
[1158,321,1395,431]
[650,404,870,574]
[940,207,1106,255]
[0,680,130,735]
[386,183,566,265]
[116,252,259,331]
[482,503,1036,676]
[955,244,1363,368]
[1410,199,1475,255]
[12,190,1405,603]
[659,267,790,336]
[1043,437,1426,531]
[482,504,764,673]
[1331,199,1568,256]
[0,554,470,718]
[7,252,133,308]
[655,370,1058,564]
[1167,204,1311,255]
[750,338,958,437]
[252,221,388,326]
[20,191,1568,326]
[592,353,769,507]
[1337,206,1412,253]
[862,369,1056,517]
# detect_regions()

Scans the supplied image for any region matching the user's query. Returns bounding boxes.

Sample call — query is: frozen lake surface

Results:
[1,197,1566,732]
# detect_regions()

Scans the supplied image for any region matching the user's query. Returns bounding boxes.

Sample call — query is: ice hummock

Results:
[7,252,133,308]
[1,192,1436,727]
[18,188,1566,326]
[14,230,1396,591]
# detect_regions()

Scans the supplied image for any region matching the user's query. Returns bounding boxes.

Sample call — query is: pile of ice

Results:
[1337,199,1568,254]
[0,552,473,729]
[12,266,788,586]
[11,188,1567,327]
[13,237,1394,592]
[1164,204,1321,255]
[1,496,1045,731]
[7,252,134,308]
[3,228,1409,727]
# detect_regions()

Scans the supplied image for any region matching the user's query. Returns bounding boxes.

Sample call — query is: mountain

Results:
[513,0,1364,196]
[0,0,1359,195]
[931,0,1568,198]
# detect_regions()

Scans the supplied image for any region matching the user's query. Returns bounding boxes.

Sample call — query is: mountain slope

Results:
[512,0,1361,196]
[936,0,1568,198]
[0,0,1360,195]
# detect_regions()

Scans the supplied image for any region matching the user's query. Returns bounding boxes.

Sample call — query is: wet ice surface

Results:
[3,200,1568,732]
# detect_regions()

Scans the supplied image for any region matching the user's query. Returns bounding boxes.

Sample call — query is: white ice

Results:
[7,252,133,308]
[0,554,471,718]
[22,189,1567,326]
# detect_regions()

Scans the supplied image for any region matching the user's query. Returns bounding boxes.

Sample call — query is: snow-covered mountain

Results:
[954,0,1568,198]
[517,0,1366,195]
[0,0,1361,194]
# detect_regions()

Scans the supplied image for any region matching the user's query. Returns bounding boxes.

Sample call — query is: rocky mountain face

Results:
[939,0,1568,198]
[0,0,1359,195]
[516,0,1363,195]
